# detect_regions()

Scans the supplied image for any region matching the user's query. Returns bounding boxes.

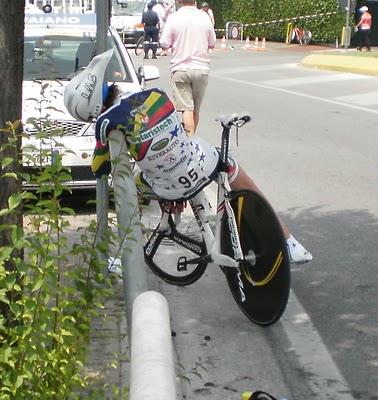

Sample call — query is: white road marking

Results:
[335,91,378,106]
[282,292,355,399]
[212,74,378,115]
[213,63,298,75]
[260,73,369,87]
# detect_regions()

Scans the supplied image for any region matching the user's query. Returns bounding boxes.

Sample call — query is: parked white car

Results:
[22,13,159,190]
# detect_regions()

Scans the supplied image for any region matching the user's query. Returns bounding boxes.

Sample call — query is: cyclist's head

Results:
[64,49,114,122]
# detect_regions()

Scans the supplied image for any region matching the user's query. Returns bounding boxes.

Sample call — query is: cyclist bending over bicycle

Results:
[63,49,313,264]
[290,23,312,45]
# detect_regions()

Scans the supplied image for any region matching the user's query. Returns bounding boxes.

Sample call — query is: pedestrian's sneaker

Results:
[108,257,123,278]
[286,235,313,264]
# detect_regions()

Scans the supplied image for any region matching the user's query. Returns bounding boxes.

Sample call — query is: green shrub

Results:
[212,0,345,43]
[0,121,122,399]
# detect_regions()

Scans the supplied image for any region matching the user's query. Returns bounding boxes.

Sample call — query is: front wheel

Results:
[300,30,312,45]
[221,190,290,326]
[144,214,208,286]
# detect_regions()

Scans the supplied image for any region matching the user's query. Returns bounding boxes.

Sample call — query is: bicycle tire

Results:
[300,30,312,45]
[220,190,290,326]
[135,36,144,56]
[144,214,208,286]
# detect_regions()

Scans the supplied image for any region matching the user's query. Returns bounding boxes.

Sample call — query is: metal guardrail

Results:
[220,12,339,41]
[93,3,176,399]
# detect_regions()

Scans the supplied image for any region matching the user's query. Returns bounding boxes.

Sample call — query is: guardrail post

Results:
[344,0,351,50]
[95,0,110,265]
[130,291,177,400]
[108,131,147,338]
[286,22,293,44]
[96,175,109,265]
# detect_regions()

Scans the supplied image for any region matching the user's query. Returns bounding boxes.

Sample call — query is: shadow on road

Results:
[282,206,378,399]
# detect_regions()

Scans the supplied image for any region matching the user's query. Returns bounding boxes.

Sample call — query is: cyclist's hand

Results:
[161,200,187,214]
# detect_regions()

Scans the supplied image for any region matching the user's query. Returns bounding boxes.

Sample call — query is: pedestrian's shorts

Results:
[171,68,209,112]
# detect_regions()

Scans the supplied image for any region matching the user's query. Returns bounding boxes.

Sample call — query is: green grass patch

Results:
[318,50,378,58]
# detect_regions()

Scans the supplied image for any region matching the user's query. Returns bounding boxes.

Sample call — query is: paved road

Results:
[133,42,378,399]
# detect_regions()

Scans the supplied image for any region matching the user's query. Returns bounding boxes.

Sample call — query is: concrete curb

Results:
[301,53,378,76]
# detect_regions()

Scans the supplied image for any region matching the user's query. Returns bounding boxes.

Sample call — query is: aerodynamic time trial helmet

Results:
[64,48,114,122]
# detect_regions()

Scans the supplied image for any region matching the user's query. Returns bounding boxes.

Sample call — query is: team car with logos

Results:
[23,12,159,190]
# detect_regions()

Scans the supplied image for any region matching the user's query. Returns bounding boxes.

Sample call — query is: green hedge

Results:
[209,0,346,44]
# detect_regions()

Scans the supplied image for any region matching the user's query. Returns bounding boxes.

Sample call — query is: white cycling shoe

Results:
[108,257,123,278]
[286,235,313,264]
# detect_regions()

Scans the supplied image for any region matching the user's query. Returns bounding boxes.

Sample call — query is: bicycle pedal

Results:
[177,256,188,272]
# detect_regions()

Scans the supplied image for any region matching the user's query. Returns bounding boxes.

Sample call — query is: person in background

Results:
[153,0,168,55]
[141,1,160,59]
[355,5,372,51]
[200,2,215,26]
[159,0,216,136]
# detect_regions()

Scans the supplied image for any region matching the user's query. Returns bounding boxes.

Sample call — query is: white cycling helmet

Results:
[64,48,114,122]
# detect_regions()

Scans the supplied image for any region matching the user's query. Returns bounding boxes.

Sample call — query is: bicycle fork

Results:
[190,188,256,269]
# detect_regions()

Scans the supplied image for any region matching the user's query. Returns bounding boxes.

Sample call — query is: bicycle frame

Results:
[153,122,256,270]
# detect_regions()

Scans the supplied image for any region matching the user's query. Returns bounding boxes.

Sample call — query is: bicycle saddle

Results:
[216,112,252,128]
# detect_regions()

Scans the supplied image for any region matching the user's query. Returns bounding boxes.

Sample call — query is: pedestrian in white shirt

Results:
[159,0,216,136]
[200,2,215,26]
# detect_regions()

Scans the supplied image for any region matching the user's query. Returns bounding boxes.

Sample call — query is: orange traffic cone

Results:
[221,36,227,48]
[261,37,266,50]
[254,37,259,49]
[242,36,251,50]
[217,35,231,51]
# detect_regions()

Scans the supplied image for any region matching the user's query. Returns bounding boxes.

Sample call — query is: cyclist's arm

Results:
[91,116,116,178]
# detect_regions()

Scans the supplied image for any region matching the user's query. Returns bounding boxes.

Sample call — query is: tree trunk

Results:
[0,0,25,320]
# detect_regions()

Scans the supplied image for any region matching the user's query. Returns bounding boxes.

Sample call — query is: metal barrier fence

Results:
[221,11,339,41]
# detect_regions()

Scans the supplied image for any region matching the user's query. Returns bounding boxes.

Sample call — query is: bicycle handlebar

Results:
[216,112,252,129]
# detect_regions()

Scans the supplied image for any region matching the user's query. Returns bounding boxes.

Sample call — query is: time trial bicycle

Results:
[143,113,291,326]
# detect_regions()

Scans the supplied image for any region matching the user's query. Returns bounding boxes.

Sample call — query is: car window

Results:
[112,0,146,16]
[24,34,132,83]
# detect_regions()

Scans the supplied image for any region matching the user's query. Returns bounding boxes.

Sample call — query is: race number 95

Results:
[178,168,198,188]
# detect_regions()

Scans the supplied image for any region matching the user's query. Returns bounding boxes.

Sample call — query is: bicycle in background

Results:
[288,22,312,45]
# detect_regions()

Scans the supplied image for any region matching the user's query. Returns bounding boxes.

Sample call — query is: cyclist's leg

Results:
[229,164,312,263]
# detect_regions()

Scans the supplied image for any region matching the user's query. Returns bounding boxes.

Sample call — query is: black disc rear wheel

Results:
[221,190,290,326]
